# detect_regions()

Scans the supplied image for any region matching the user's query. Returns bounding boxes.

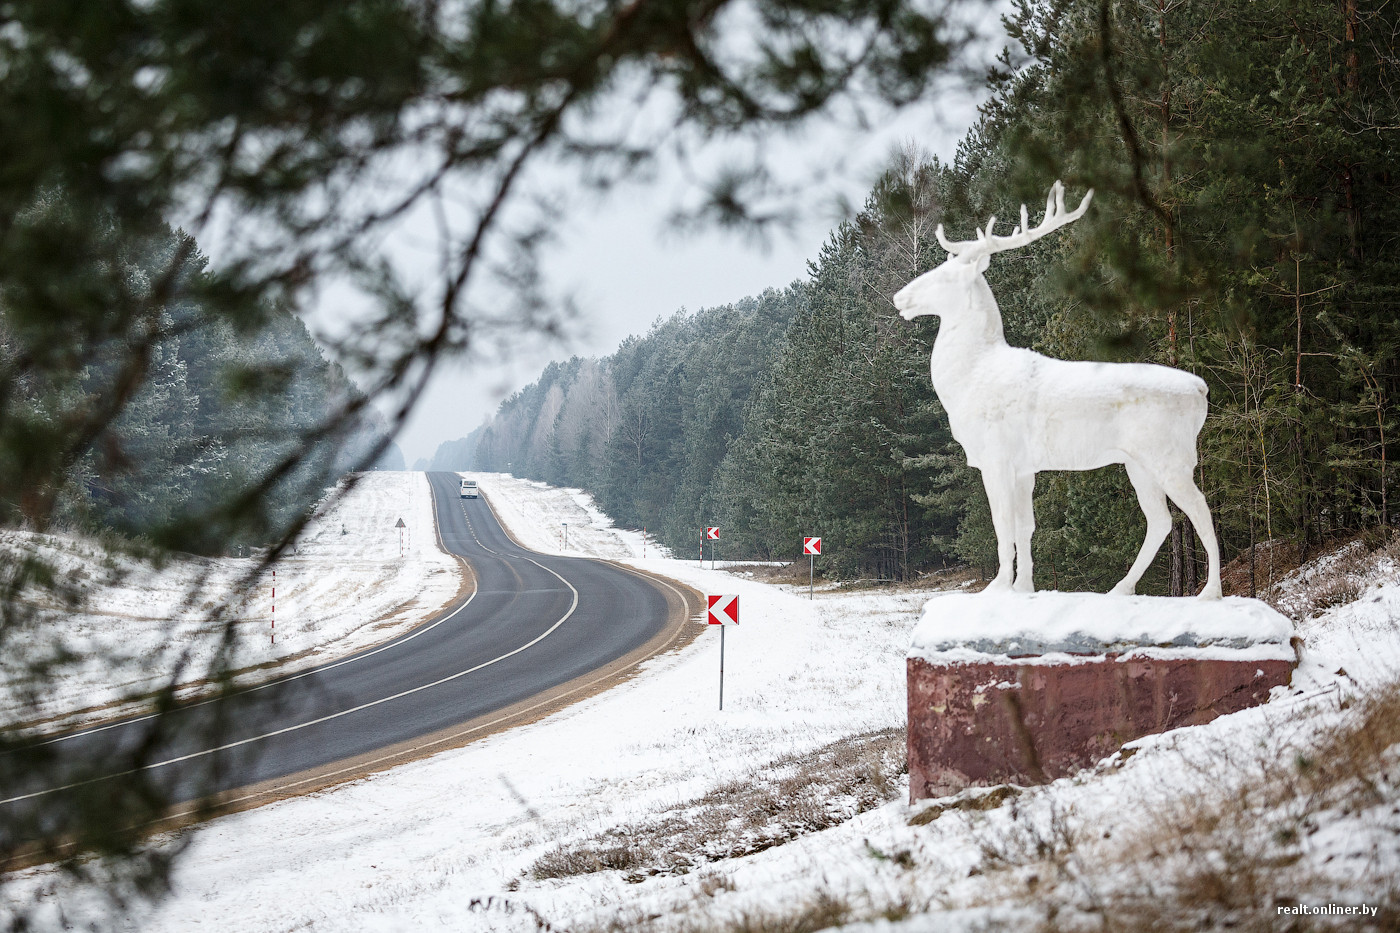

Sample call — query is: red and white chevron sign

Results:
[803,536,822,555]
[707,594,739,625]
[706,526,720,540]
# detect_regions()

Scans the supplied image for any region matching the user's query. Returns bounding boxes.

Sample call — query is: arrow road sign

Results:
[707,594,739,710]
[707,594,739,625]
[395,518,406,528]
[803,536,821,555]
[706,526,720,540]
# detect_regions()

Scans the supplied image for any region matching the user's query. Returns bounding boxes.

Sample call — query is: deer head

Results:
[893,181,1093,321]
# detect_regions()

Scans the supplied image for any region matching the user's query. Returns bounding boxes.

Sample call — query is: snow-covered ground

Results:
[468,471,665,559]
[0,472,462,730]
[11,477,1400,932]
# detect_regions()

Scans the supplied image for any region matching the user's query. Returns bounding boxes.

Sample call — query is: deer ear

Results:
[976,254,991,274]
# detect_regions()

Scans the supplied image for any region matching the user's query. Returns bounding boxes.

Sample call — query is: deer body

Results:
[896,182,1222,599]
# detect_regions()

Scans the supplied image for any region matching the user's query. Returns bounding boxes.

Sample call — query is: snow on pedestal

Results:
[907,591,1296,801]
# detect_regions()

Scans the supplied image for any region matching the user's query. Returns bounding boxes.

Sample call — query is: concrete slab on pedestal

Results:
[907,592,1296,802]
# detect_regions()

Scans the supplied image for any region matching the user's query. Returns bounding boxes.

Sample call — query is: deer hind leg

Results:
[1111,458,1173,596]
[1013,471,1036,593]
[1159,470,1223,600]
[981,467,1017,592]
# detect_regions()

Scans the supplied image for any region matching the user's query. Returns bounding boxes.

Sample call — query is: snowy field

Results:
[0,472,462,731]
[11,476,1400,931]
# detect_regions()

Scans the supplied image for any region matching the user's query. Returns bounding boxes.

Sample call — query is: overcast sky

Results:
[314,14,1006,466]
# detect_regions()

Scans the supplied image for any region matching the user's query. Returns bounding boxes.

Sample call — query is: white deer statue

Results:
[894,181,1222,599]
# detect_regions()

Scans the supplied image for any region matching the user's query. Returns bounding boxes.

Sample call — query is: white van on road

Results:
[460,479,479,499]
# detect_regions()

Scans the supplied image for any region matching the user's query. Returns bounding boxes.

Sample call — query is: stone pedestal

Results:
[907,592,1296,802]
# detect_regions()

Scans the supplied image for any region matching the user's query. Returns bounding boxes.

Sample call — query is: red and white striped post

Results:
[271,568,276,645]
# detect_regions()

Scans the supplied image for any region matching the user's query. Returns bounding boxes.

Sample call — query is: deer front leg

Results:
[1012,471,1036,593]
[981,466,1017,592]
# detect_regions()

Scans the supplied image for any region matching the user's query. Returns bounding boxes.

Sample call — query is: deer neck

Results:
[931,275,1008,384]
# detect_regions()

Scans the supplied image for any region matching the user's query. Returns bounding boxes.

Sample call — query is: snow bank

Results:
[1293,577,1400,691]
[910,590,1294,662]
[466,472,664,558]
[0,472,461,730]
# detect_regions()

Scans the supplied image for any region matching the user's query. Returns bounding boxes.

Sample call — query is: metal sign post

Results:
[803,537,822,599]
[706,527,719,570]
[707,594,739,710]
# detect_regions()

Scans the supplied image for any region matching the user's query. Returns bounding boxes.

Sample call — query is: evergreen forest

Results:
[0,206,401,553]
[446,0,1400,595]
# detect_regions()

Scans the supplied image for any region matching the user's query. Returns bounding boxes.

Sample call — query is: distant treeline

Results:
[0,211,402,552]
[427,0,1400,592]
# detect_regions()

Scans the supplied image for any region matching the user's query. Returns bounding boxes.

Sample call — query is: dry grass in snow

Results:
[530,728,906,883]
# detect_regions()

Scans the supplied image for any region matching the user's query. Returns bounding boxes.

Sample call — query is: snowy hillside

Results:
[0,472,462,731]
[13,479,1399,932]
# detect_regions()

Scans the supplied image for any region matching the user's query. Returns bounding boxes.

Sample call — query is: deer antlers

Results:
[935,181,1094,261]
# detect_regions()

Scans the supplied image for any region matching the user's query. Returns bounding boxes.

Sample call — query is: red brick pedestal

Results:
[906,592,1296,802]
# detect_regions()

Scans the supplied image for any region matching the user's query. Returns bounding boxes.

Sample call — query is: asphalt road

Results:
[1,472,679,842]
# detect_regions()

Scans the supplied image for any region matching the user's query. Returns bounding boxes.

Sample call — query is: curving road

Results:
[1,472,689,847]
